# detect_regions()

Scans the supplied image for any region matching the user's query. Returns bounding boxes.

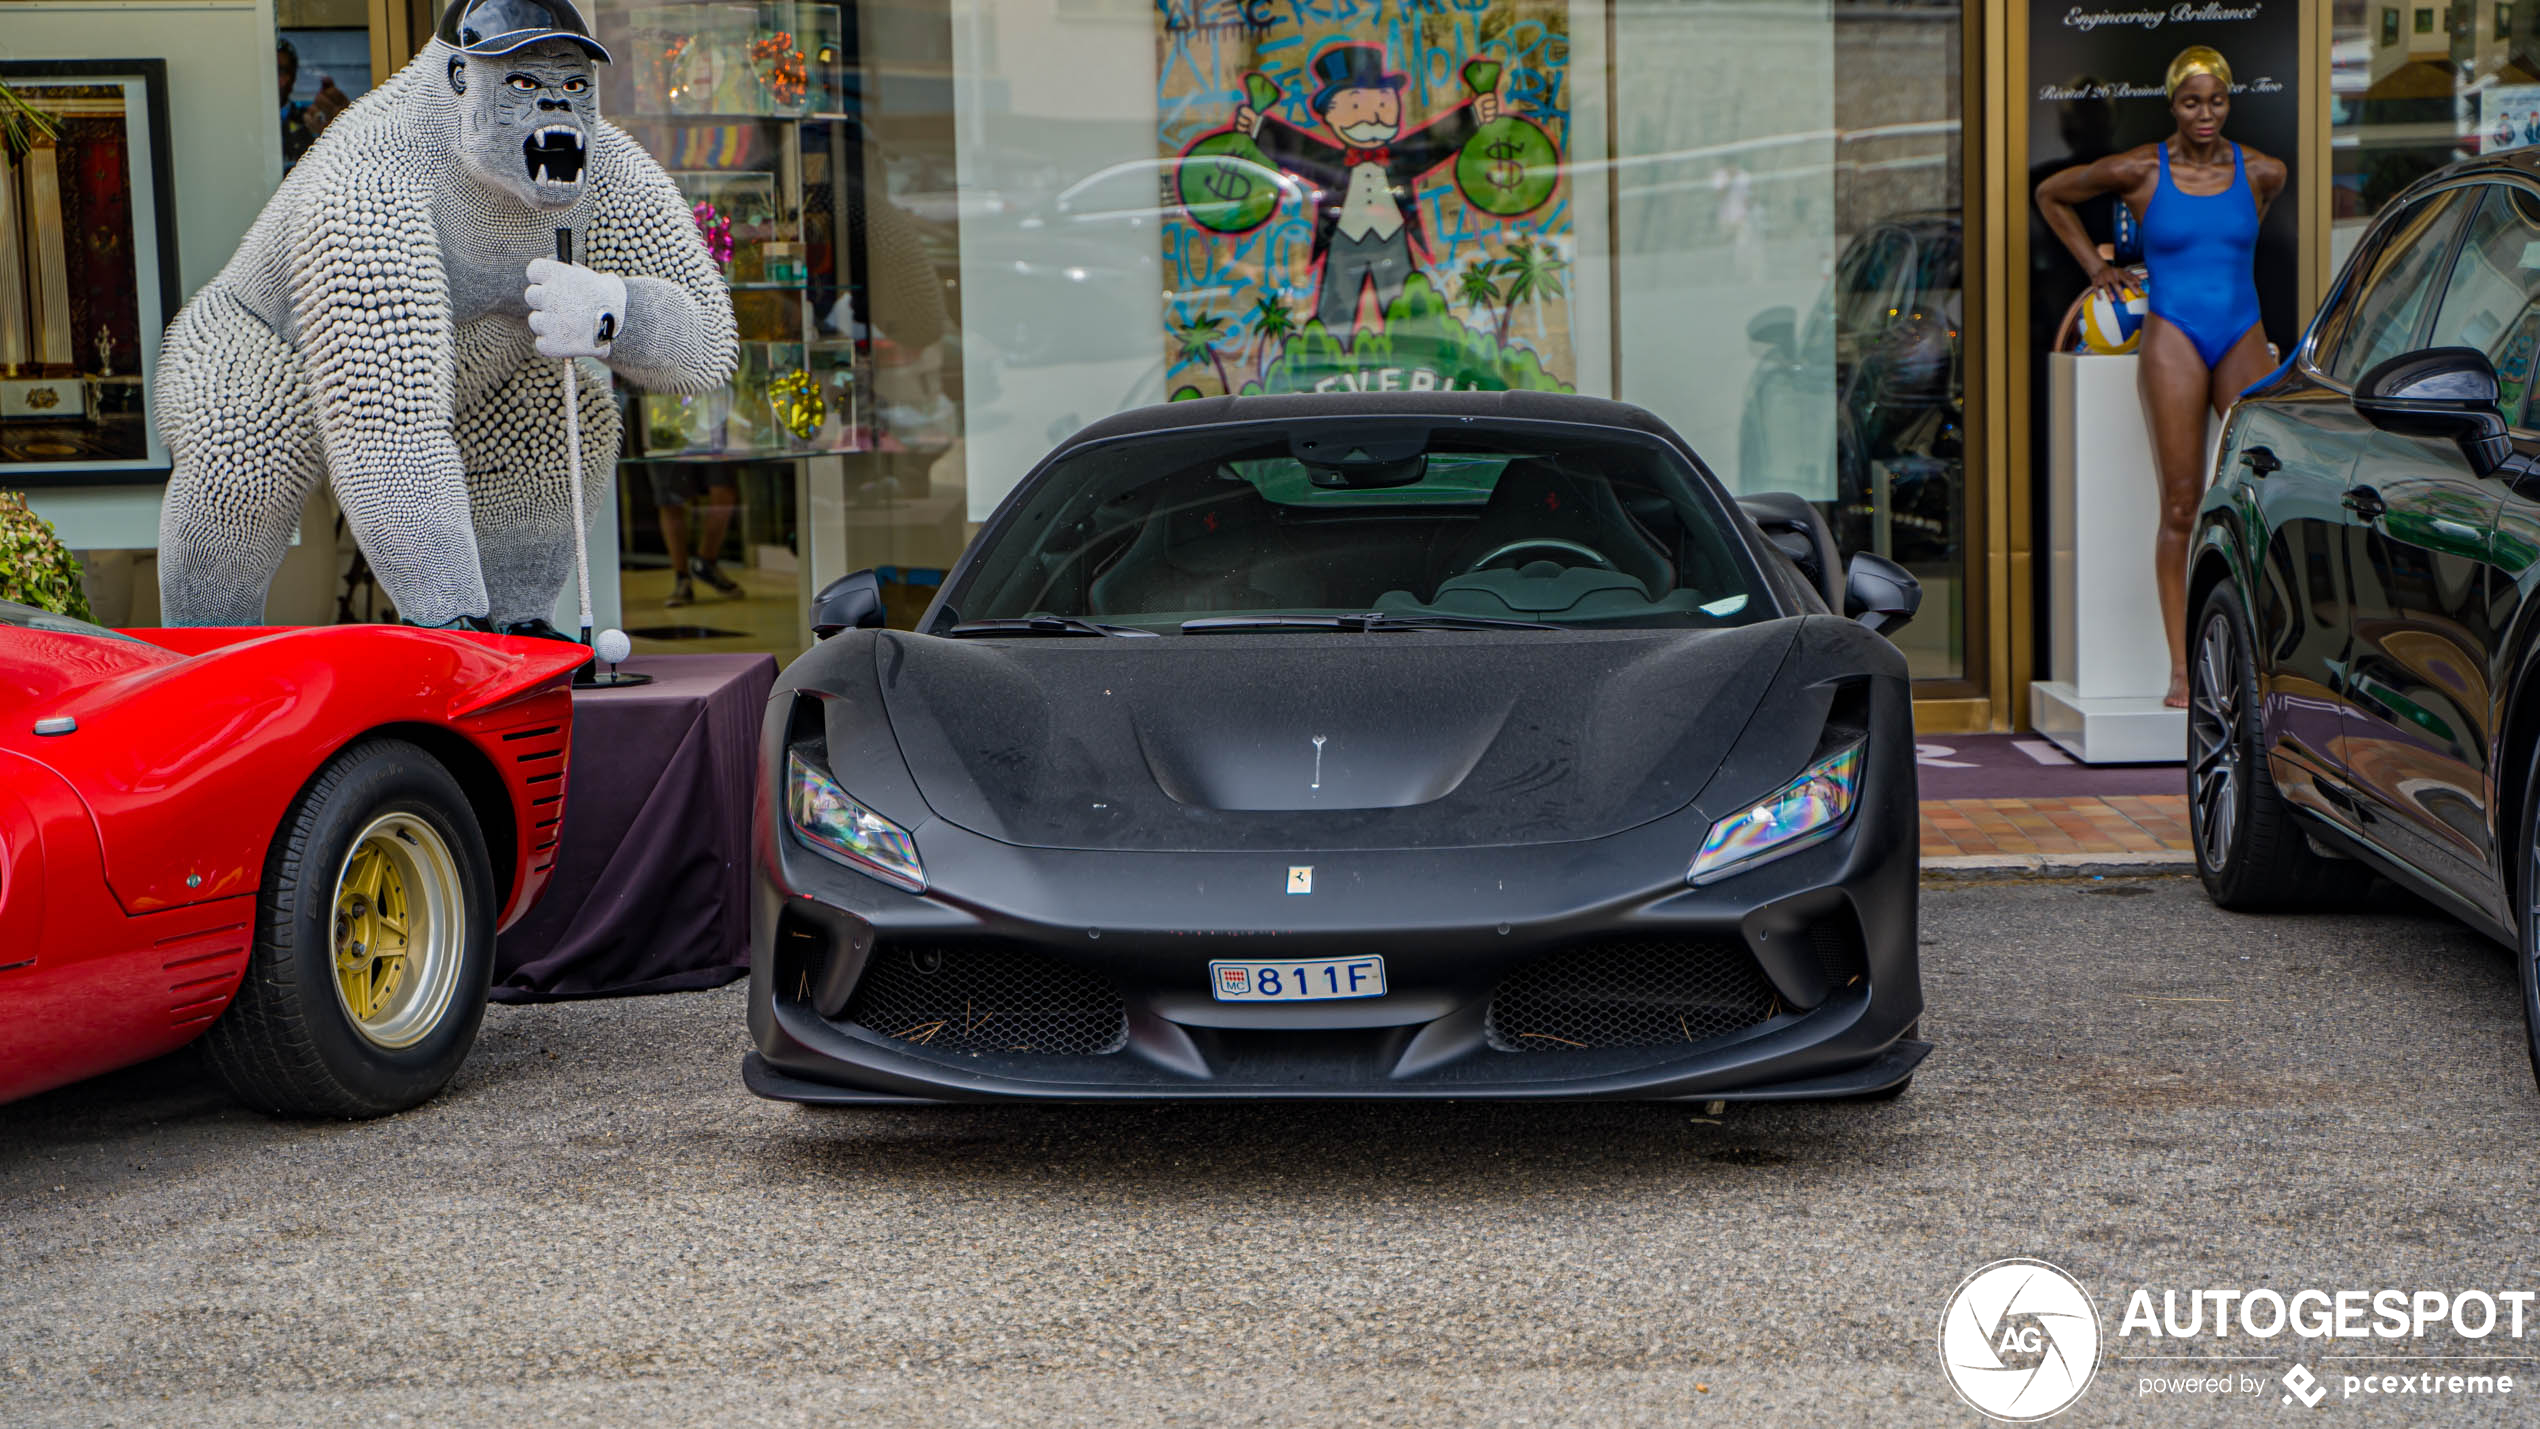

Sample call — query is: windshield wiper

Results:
[1179,612,1559,634]
[945,616,1157,638]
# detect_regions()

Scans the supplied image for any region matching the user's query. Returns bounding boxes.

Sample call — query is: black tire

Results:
[2514,740,2540,1095]
[2187,582,2345,910]
[202,738,495,1118]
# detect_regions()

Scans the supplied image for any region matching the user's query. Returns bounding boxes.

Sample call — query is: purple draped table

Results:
[493,652,776,1001]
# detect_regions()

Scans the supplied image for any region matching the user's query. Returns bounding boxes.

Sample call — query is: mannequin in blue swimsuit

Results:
[2036,46,2287,707]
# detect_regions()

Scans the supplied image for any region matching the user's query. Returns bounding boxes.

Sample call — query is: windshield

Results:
[942,420,1772,632]
[0,598,140,643]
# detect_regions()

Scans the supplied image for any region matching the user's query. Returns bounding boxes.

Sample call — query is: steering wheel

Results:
[1461,537,1616,576]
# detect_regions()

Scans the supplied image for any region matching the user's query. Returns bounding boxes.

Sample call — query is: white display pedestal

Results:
[2029,352,2188,764]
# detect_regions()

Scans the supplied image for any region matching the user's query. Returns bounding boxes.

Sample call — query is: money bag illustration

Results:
[1453,61,1558,217]
[1178,72,1286,234]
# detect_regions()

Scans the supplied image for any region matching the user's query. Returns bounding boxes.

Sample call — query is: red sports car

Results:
[0,601,588,1116]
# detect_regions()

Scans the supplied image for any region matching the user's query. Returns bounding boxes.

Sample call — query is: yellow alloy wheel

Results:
[330,812,466,1050]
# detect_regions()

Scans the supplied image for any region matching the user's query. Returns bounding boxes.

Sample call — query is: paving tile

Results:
[1915,792,2195,861]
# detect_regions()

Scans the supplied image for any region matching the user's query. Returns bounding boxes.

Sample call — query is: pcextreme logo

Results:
[1938,1258,2102,1421]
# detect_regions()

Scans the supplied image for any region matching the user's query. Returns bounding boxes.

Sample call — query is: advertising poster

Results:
[2483,84,2540,154]
[2022,1,2301,670]
[2026,2,2303,360]
[1155,0,1576,400]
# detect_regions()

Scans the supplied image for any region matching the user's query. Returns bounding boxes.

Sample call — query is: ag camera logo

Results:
[1939,1258,2102,1420]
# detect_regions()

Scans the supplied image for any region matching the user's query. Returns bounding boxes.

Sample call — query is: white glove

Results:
[523,258,628,360]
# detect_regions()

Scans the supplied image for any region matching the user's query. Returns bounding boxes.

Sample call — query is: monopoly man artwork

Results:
[1159,0,1576,400]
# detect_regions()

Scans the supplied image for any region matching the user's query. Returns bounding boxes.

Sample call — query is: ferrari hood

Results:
[868,623,1798,852]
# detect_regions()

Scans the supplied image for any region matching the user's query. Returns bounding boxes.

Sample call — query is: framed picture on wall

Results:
[0,60,179,486]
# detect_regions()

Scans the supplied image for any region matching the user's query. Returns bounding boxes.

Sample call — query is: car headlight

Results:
[1687,743,1864,886]
[787,749,926,892]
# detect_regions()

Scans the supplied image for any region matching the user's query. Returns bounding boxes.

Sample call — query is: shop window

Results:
[2335,0,2540,268]
[276,0,376,173]
[581,0,1964,676]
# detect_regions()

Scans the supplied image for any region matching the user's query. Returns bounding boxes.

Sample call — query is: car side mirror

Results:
[810,569,886,638]
[1844,552,1921,635]
[1746,306,1797,360]
[2354,346,2513,477]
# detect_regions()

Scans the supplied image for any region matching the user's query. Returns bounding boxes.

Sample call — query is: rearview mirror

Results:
[2354,347,2513,477]
[1844,552,1921,636]
[811,569,886,638]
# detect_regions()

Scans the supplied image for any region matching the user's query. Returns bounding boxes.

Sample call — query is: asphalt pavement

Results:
[9,876,2540,1426]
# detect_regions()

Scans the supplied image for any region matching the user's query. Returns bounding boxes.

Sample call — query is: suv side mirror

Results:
[2354,346,2513,476]
[811,569,886,638]
[1844,551,1921,635]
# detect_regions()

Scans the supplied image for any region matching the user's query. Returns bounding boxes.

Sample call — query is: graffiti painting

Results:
[1158,0,1575,400]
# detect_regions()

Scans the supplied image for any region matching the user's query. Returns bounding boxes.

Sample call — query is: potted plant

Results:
[0,492,96,620]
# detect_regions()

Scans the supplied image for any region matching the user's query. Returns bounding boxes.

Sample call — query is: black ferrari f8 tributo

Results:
[745,391,1929,1103]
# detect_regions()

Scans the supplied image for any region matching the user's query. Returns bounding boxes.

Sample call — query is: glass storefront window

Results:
[2331,0,2540,268]
[417,1,1966,677]
[891,0,1963,677]
[278,0,380,173]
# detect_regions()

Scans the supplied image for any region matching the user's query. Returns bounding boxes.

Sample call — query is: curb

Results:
[1920,851,2195,881]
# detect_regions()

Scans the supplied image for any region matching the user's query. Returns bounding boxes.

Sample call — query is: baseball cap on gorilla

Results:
[438,0,611,61]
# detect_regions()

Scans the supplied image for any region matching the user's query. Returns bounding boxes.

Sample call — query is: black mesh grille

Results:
[843,943,1129,1056]
[1806,912,1867,989]
[1484,937,1781,1052]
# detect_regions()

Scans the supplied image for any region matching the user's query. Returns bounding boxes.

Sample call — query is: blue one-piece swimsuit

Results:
[2141,141,2262,368]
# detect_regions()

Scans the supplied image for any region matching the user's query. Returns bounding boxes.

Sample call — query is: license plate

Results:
[1208,956,1387,1002]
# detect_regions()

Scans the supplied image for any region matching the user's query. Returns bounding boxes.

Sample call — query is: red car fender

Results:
[21,627,588,927]
[0,749,256,1104]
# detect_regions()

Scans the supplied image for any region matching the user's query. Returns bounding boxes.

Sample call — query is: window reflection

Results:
[583,0,1965,675]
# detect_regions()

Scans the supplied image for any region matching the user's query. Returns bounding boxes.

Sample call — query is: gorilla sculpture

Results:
[156,0,737,630]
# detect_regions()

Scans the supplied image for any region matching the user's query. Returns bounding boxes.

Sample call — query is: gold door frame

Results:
[1916,0,2013,737]
[369,0,437,81]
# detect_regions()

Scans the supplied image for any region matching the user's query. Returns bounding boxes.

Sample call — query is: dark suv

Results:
[2191,155,2540,1089]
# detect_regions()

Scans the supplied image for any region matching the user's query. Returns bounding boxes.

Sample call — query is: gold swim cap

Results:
[2166,46,2232,99]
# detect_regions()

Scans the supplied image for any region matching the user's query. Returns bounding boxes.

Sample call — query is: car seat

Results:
[1737,491,1844,608]
[1087,479,1289,615]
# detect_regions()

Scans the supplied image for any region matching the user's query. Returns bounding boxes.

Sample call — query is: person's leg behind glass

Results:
[652,465,696,608]
[2137,315,2218,709]
[692,482,742,596]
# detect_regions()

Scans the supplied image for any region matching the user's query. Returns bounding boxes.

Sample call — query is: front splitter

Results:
[740,1038,1930,1106]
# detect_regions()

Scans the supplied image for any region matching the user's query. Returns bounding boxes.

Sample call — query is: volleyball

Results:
[2081,281,2148,355]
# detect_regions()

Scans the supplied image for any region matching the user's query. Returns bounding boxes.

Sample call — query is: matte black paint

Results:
[870,623,1798,850]
[747,394,1927,1102]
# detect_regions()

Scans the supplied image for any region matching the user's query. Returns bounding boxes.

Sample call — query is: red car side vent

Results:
[156,920,249,1026]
